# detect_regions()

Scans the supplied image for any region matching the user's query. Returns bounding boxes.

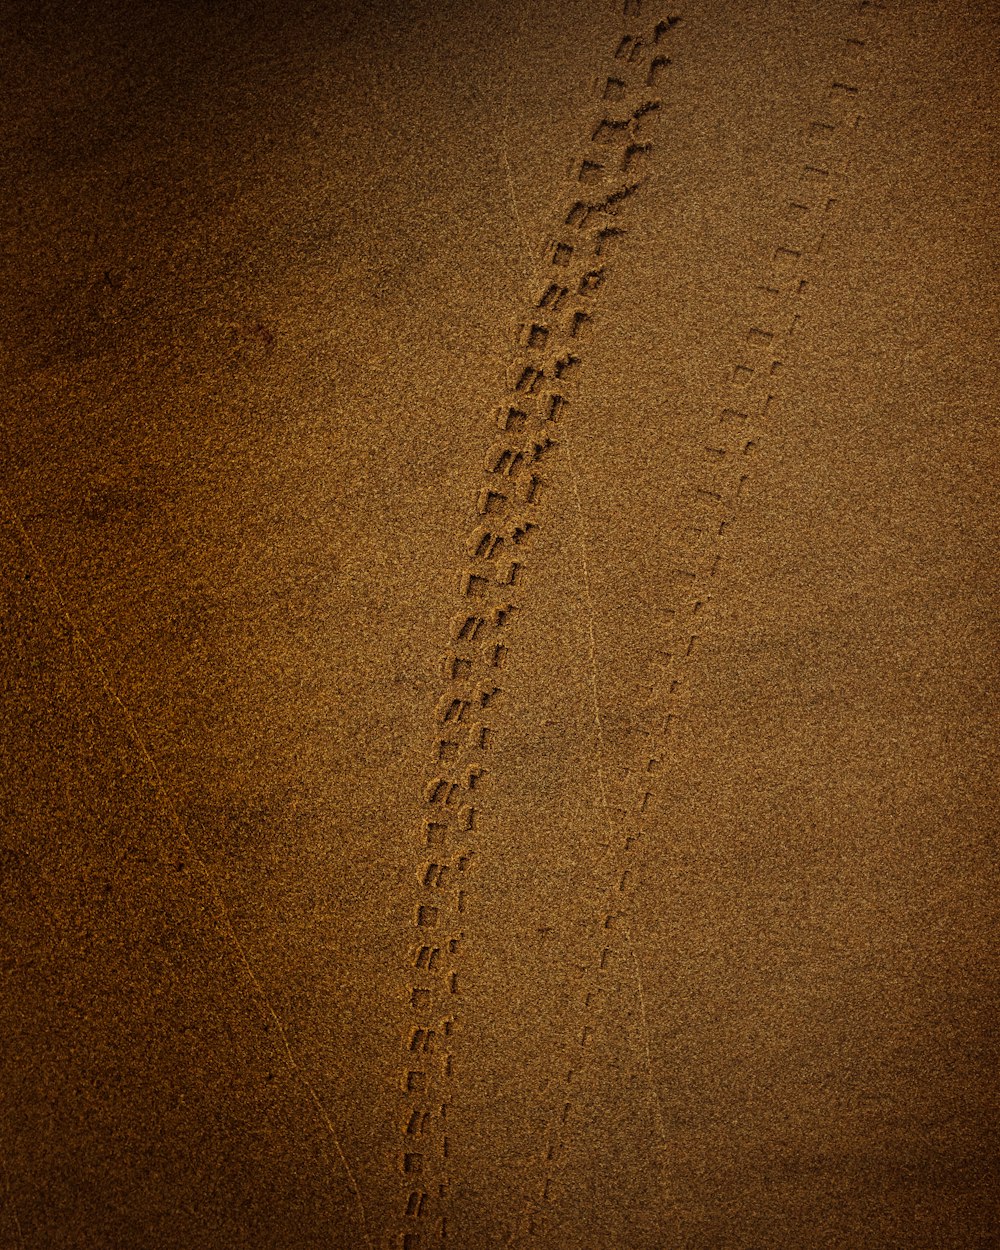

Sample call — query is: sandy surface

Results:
[1,1,997,1247]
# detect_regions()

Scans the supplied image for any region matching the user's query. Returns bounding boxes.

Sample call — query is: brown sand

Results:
[0,1,997,1247]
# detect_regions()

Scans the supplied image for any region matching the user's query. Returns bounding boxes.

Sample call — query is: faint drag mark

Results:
[0,490,373,1250]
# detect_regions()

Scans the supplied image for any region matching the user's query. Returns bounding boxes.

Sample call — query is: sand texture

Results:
[1,1,997,1247]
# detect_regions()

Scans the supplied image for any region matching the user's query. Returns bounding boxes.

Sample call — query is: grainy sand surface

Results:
[1,2,997,1247]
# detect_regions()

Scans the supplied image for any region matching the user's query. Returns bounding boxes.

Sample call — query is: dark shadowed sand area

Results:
[1,1,997,1247]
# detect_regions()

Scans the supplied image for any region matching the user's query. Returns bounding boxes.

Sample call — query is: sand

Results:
[0,1,996,1247]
